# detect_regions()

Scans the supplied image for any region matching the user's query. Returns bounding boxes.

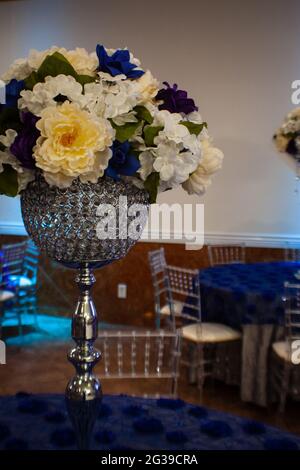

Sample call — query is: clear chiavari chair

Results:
[0,239,39,334]
[97,330,181,398]
[166,264,241,395]
[207,243,246,266]
[148,248,175,329]
[284,243,300,262]
[271,282,300,412]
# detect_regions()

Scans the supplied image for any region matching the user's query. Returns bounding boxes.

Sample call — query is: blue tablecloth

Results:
[0,393,299,450]
[200,262,300,328]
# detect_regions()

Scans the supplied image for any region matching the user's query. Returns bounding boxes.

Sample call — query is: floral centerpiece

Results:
[0,44,224,449]
[274,108,300,172]
[0,44,223,202]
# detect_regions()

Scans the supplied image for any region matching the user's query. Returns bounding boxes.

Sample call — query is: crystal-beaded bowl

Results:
[21,175,149,268]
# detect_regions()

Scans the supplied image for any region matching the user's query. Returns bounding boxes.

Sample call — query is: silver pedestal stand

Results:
[65,263,102,450]
[20,175,149,450]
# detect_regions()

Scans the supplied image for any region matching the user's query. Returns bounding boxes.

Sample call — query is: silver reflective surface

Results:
[21,174,149,267]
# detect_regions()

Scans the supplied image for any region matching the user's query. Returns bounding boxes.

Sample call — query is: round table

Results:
[199,262,300,406]
[0,393,299,450]
[200,262,300,328]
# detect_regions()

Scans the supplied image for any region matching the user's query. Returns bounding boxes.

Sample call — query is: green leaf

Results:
[0,164,19,197]
[134,105,153,124]
[24,71,40,90]
[77,74,96,86]
[179,121,207,136]
[0,106,22,135]
[110,121,140,143]
[143,125,163,147]
[24,52,96,90]
[144,172,160,204]
[37,52,78,80]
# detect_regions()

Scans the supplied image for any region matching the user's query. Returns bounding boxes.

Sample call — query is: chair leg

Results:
[279,363,291,414]
[196,353,205,403]
[17,308,23,337]
[0,304,3,339]
[155,312,161,330]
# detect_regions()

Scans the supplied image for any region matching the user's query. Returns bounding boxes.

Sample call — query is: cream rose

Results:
[182,140,224,195]
[34,101,114,187]
[134,70,160,105]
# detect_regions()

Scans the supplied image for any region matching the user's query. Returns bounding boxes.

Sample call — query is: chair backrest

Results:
[97,329,181,397]
[207,243,246,266]
[148,248,167,277]
[148,248,171,320]
[283,283,300,354]
[166,265,201,324]
[0,239,39,288]
[1,241,28,283]
[284,244,300,262]
[23,240,39,284]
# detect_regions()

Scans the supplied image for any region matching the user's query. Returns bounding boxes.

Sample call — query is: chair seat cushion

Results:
[272,341,292,362]
[181,322,241,343]
[161,301,183,316]
[7,275,33,287]
[0,290,15,302]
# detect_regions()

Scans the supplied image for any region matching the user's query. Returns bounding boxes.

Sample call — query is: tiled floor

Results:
[0,315,300,436]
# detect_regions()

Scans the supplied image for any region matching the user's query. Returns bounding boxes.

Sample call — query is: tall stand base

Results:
[65,263,102,450]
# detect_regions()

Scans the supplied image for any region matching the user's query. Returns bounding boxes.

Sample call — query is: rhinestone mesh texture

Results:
[21,175,149,266]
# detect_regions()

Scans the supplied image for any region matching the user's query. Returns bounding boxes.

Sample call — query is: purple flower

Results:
[96,45,144,79]
[10,112,40,169]
[156,82,198,115]
[106,140,140,181]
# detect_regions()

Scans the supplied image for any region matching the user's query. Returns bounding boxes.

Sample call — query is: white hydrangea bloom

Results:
[98,71,127,82]
[19,75,85,116]
[103,79,140,119]
[153,140,199,188]
[187,111,203,123]
[112,111,137,126]
[0,129,17,148]
[138,150,154,181]
[83,81,106,117]
[153,110,189,144]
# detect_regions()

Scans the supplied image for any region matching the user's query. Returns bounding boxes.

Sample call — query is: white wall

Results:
[0,0,299,246]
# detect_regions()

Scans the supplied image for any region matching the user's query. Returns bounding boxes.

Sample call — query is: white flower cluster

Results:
[0,45,223,199]
[0,130,35,192]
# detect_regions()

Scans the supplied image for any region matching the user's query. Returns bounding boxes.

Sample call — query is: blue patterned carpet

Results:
[0,393,299,450]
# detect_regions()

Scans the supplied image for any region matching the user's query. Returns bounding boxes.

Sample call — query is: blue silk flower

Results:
[106,140,140,181]
[96,44,144,79]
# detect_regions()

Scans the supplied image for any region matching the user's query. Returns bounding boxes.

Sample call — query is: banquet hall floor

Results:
[0,314,299,436]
